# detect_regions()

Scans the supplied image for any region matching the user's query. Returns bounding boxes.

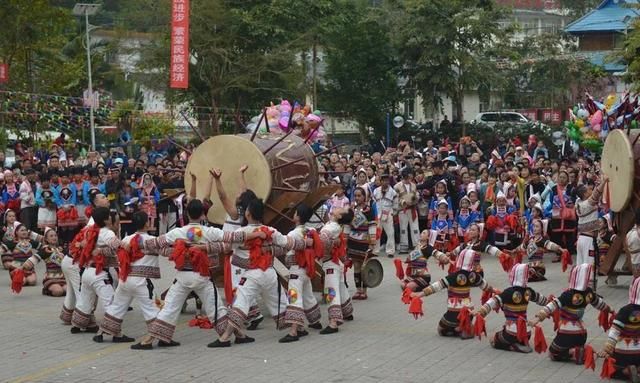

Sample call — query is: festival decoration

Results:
[245,99,326,143]
[561,92,640,154]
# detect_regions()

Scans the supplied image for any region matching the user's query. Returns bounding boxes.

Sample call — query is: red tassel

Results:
[514,249,524,264]
[473,315,487,340]
[223,254,233,304]
[188,316,213,329]
[394,258,405,280]
[486,216,499,231]
[170,240,188,270]
[457,307,472,334]
[498,252,513,273]
[189,247,211,277]
[401,287,412,305]
[516,316,529,345]
[408,296,423,319]
[446,235,459,252]
[599,310,614,332]
[561,249,572,273]
[608,311,616,330]
[505,214,518,230]
[117,248,131,282]
[600,357,616,379]
[481,289,492,305]
[447,261,457,274]
[583,345,596,370]
[533,325,547,353]
[10,269,25,294]
[93,254,105,275]
[552,310,561,332]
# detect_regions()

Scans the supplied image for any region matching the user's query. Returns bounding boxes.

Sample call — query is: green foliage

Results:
[320,0,400,141]
[624,5,640,91]
[391,0,509,124]
[558,0,601,18]
[132,114,175,146]
[499,33,609,108]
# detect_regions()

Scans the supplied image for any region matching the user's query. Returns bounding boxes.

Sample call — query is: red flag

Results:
[583,345,596,370]
[408,296,423,319]
[473,315,487,340]
[169,0,190,89]
[533,325,547,353]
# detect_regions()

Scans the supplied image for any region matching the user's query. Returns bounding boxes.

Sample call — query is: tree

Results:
[558,0,601,18]
[499,33,608,109]
[321,0,400,142]
[390,0,510,133]
[623,7,640,90]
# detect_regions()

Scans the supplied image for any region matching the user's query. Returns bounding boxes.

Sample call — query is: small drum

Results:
[601,129,638,212]
[362,258,383,288]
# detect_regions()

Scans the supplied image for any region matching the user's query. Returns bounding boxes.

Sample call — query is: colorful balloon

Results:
[590,110,603,125]
[577,109,589,119]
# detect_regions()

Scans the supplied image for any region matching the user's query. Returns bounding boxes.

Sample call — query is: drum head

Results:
[601,129,634,212]
[362,258,384,288]
[185,135,272,225]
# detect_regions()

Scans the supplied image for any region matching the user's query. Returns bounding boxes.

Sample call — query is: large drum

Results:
[601,129,640,212]
[599,129,639,275]
[185,133,321,231]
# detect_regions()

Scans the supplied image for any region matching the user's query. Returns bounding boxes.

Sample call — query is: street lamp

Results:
[73,3,101,151]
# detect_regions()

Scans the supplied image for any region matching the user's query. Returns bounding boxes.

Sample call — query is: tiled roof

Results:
[565,0,639,33]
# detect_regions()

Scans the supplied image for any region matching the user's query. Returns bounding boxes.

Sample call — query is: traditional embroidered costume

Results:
[535,264,613,363]
[477,264,549,353]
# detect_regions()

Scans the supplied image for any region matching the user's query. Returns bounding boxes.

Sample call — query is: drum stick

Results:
[263,107,270,133]
[271,144,345,172]
[303,122,322,145]
[262,129,295,156]
[271,186,307,193]
[167,138,192,154]
[180,111,207,143]
[250,108,266,142]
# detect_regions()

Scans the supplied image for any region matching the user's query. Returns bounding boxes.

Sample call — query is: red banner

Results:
[540,108,563,124]
[170,0,189,89]
[0,63,8,84]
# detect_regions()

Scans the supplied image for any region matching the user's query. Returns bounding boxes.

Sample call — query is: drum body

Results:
[601,129,638,212]
[185,133,319,230]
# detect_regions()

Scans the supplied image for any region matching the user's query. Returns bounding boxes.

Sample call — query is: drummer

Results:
[625,208,640,280]
[211,166,265,328]
[575,174,609,266]
[347,187,377,300]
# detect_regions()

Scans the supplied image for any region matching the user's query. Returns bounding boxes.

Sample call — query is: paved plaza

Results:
[1,255,633,383]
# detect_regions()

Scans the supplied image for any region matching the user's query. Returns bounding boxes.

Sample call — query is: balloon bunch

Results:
[245,99,326,142]
[565,92,640,153]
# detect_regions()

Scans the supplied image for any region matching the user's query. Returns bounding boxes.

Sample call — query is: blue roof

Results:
[565,0,639,33]
[577,51,627,72]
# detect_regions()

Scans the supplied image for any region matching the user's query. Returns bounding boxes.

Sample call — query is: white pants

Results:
[60,256,81,324]
[149,271,227,342]
[375,214,395,255]
[322,261,353,323]
[227,268,287,331]
[71,267,114,329]
[231,263,261,320]
[101,276,159,336]
[398,209,419,251]
[284,265,321,326]
[576,234,595,266]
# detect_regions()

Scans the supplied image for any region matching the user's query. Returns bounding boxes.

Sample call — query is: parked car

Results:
[472,112,537,127]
